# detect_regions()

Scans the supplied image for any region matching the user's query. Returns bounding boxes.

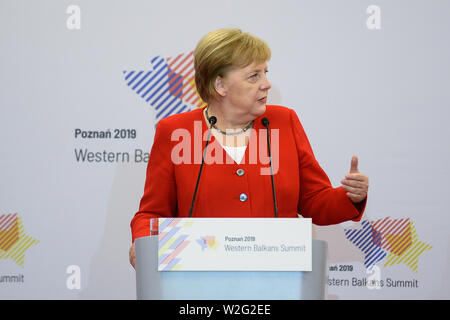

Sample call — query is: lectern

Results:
[135,236,328,300]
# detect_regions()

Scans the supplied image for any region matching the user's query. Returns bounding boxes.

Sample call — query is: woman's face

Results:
[217,61,271,119]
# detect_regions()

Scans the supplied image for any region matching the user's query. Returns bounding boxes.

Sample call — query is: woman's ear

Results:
[214,76,227,97]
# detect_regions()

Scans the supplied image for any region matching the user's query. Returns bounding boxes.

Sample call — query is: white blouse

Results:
[222,145,248,164]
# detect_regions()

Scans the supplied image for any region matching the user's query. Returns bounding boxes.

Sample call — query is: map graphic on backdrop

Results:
[344,217,432,272]
[123,51,206,123]
[0,213,39,267]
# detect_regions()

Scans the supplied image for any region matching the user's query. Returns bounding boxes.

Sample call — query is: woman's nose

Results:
[261,74,271,90]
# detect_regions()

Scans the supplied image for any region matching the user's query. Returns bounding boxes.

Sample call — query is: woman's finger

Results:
[342,184,366,196]
[341,179,368,189]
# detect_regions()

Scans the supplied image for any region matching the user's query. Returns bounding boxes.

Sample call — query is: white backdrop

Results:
[1,0,449,299]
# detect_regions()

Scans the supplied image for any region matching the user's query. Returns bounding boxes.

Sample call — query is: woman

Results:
[129,28,369,267]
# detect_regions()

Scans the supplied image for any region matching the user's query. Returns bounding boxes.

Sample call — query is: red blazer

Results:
[130,105,366,242]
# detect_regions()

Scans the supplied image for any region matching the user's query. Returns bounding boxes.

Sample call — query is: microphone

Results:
[261,117,278,218]
[188,115,217,217]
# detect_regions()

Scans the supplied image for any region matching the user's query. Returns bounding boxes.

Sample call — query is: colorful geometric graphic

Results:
[158,218,193,271]
[123,51,206,123]
[196,236,219,251]
[344,217,432,272]
[0,213,39,267]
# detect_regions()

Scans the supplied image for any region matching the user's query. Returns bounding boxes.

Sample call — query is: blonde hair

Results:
[194,28,271,103]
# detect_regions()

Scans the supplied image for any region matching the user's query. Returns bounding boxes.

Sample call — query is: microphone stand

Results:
[188,116,217,217]
[262,118,278,218]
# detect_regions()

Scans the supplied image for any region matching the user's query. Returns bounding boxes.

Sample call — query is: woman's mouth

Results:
[258,97,267,103]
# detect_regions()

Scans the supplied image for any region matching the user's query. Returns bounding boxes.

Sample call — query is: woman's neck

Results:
[203,104,252,147]
[205,103,251,131]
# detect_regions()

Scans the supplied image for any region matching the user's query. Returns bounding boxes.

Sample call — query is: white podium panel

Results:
[157,218,312,271]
